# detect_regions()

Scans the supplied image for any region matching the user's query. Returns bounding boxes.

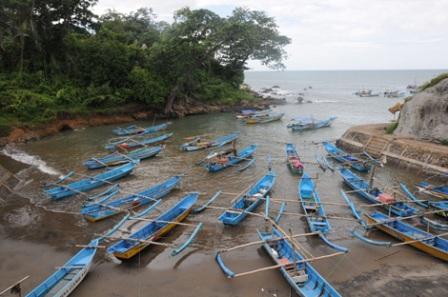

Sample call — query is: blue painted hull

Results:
[84,146,162,169]
[219,170,276,225]
[286,143,303,175]
[180,132,239,151]
[205,144,256,172]
[105,133,173,151]
[323,142,369,172]
[113,122,170,136]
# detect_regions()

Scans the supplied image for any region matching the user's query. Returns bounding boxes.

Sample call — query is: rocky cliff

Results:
[394,76,448,142]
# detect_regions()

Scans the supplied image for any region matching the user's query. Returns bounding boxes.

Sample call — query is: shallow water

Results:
[1,70,448,296]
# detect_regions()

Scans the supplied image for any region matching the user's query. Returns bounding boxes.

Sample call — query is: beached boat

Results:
[322,142,370,172]
[204,144,256,173]
[416,181,448,199]
[218,170,276,225]
[84,146,163,170]
[365,211,448,261]
[81,176,182,222]
[25,238,100,297]
[400,182,448,217]
[245,112,284,124]
[112,122,170,136]
[287,116,336,132]
[180,132,239,152]
[338,168,416,216]
[257,227,342,297]
[44,161,138,200]
[107,193,198,260]
[285,143,304,175]
[298,173,330,234]
[105,133,173,151]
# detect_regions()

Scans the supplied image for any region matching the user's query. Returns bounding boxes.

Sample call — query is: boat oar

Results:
[0,276,30,296]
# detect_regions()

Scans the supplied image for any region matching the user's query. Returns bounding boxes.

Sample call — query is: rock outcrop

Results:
[394,77,448,142]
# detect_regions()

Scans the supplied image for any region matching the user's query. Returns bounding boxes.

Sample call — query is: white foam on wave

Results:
[1,145,60,176]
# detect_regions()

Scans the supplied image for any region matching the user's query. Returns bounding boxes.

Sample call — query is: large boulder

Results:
[394,76,448,142]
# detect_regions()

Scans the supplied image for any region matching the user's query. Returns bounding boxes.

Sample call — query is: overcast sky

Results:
[94,0,448,71]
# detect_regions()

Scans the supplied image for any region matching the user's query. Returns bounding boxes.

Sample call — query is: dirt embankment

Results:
[0,96,283,145]
[337,123,448,175]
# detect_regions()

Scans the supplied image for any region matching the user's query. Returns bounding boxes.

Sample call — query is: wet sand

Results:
[1,112,447,297]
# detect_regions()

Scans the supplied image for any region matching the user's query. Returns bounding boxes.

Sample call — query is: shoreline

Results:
[0,95,285,146]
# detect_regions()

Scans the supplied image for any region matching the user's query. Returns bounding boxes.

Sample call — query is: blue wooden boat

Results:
[204,144,256,173]
[257,227,342,297]
[218,170,276,225]
[81,176,181,222]
[338,168,416,216]
[416,181,448,199]
[322,142,369,172]
[44,161,138,200]
[25,238,100,297]
[84,146,163,169]
[400,182,448,217]
[365,211,448,261]
[180,131,239,152]
[245,112,284,124]
[421,217,448,231]
[299,173,330,234]
[286,143,304,175]
[112,122,170,136]
[105,133,173,151]
[107,193,199,260]
[288,116,336,132]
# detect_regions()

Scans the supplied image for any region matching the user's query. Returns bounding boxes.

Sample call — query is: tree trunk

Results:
[164,85,179,115]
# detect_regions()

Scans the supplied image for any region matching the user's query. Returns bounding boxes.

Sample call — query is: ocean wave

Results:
[1,145,60,175]
[312,99,339,103]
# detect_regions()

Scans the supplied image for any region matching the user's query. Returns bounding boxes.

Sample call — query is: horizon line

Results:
[245,68,448,72]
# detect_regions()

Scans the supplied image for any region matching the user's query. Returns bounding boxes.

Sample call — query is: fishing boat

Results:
[285,143,304,175]
[322,142,370,172]
[180,132,239,152]
[218,170,276,225]
[44,161,138,200]
[338,168,416,216]
[81,176,182,222]
[84,146,163,170]
[354,89,380,97]
[298,173,330,234]
[257,227,343,297]
[112,122,170,136]
[204,144,256,173]
[106,193,199,260]
[365,211,448,261]
[287,116,336,132]
[416,181,448,199]
[245,112,284,124]
[25,238,100,297]
[400,182,448,217]
[105,133,173,151]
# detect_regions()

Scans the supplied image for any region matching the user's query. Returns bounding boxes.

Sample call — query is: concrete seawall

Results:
[337,123,448,175]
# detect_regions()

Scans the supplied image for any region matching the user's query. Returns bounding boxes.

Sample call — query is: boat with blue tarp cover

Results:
[44,161,138,200]
[323,142,370,172]
[218,170,276,225]
[81,176,181,222]
[287,116,336,132]
[112,122,170,136]
[338,168,416,217]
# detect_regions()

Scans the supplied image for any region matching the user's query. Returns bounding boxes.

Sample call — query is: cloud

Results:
[93,0,448,70]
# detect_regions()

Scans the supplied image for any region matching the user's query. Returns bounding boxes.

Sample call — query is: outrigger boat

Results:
[180,132,239,152]
[363,212,448,262]
[107,193,200,260]
[84,146,163,170]
[400,182,448,217]
[112,122,170,136]
[204,144,256,173]
[44,161,138,200]
[81,176,182,222]
[235,109,271,119]
[338,168,416,216]
[322,142,370,172]
[416,181,448,199]
[105,133,173,151]
[25,238,100,297]
[285,143,304,175]
[244,112,284,124]
[299,173,348,252]
[287,116,336,132]
[218,170,276,225]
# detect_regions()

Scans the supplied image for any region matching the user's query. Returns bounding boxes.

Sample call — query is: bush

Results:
[419,73,448,91]
[385,122,398,134]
